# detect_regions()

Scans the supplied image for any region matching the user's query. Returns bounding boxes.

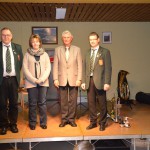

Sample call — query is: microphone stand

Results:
[76,88,88,119]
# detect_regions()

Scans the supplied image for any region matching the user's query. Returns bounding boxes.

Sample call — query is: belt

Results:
[3,76,15,78]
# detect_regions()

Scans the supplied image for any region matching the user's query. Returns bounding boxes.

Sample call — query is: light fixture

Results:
[56,8,66,19]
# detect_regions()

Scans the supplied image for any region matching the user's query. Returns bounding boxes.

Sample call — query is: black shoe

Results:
[99,123,106,131]
[69,121,77,127]
[40,125,47,129]
[1,127,7,135]
[10,125,18,133]
[86,123,97,130]
[29,125,36,130]
[59,122,67,127]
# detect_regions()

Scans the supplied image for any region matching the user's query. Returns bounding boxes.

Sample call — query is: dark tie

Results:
[90,49,95,74]
[5,45,12,73]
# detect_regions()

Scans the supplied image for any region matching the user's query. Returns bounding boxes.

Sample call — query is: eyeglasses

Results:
[2,34,11,37]
[89,38,98,41]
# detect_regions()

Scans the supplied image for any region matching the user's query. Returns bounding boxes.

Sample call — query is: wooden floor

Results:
[0,101,150,146]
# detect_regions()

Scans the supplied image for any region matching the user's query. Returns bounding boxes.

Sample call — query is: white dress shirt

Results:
[90,46,99,76]
[2,43,16,76]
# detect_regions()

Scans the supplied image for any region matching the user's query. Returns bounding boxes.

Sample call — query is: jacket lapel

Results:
[0,42,3,68]
[87,49,91,71]
[61,46,66,62]
[93,46,102,69]
[68,46,73,62]
[11,43,18,65]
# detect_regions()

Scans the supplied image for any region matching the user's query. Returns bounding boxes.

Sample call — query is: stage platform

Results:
[0,101,150,150]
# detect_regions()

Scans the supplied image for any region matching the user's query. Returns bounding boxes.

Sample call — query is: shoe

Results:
[99,123,106,131]
[10,125,18,133]
[40,125,47,129]
[29,125,36,130]
[59,122,67,127]
[86,123,97,130]
[1,127,7,135]
[69,121,77,127]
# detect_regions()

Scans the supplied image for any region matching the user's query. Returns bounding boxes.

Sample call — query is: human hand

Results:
[35,79,43,84]
[104,84,110,91]
[76,80,81,87]
[35,79,39,84]
[54,80,59,88]
[81,83,86,90]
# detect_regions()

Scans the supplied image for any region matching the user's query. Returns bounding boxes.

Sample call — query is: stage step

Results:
[93,139,130,150]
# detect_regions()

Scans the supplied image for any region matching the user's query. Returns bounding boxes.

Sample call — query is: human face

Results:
[1,29,12,45]
[62,33,73,47]
[31,38,40,50]
[89,35,100,48]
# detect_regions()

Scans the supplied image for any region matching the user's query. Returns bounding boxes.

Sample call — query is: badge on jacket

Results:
[18,55,20,61]
[99,59,103,66]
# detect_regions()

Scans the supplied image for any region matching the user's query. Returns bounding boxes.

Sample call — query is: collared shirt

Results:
[2,42,16,77]
[90,45,99,59]
[65,46,70,61]
[90,45,99,76]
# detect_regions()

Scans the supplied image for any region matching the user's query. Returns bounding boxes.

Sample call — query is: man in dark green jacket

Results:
[0,27,23,135]
[81,32,112,131]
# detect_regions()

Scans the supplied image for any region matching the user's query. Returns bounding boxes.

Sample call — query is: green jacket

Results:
[82,46,112,90]
[0,42,23,86]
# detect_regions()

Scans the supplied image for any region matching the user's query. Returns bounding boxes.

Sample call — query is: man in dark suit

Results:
[81,32,112,131]
[0,27,23,135]
[53,30,82,127]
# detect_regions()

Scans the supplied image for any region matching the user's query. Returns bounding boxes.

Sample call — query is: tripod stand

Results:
[48,89,60,110]
[76,88,88,119]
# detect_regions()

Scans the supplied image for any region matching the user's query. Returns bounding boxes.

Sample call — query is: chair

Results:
[18,87,28,109]
[18,78,28,109]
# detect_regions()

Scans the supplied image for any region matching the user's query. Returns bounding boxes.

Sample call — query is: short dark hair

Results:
[89,32,99,39]
[1,27,12,34]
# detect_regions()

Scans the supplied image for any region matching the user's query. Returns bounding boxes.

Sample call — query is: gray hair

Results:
[62,30,73,38]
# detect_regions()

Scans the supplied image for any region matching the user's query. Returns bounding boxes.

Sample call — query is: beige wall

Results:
[0,22,150,99]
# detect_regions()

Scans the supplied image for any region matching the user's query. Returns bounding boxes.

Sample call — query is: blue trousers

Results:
[27,86,48,126]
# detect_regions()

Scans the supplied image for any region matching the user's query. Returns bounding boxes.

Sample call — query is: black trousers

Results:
[0,76,18,127]
[59,85,78,123]
[87,77,107,124]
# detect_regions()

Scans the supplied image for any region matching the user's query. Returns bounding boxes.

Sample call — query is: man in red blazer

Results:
[53,30,82,127]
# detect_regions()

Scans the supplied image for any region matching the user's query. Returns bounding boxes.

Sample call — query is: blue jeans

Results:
[27,86,48,126]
